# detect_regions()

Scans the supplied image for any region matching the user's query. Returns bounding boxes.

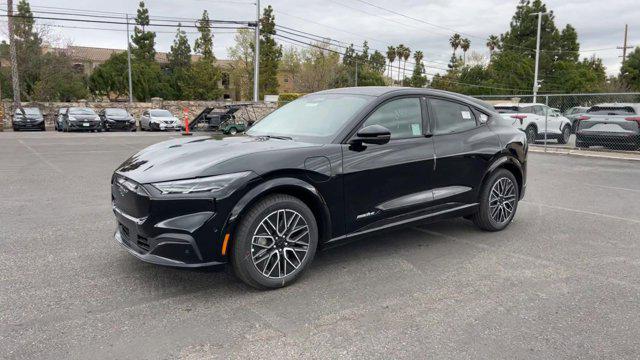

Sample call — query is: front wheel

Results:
[231,194,318,289]
[471,169,519,231]
[557,125,570,144]
[228,127,238,135]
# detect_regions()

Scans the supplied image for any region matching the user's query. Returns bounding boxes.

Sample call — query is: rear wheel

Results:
[472,169,519,231]
[231,194,318,289]
[525,125,537,143]
[557,125,570,144]
[228,127,238,135]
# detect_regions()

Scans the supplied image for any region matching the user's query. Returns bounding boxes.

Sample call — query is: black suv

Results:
[112,87,527,289]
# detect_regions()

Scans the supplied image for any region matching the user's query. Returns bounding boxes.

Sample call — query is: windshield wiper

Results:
[260,134,293,140]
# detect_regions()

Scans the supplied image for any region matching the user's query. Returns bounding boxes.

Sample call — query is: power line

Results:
[274,33,533,93]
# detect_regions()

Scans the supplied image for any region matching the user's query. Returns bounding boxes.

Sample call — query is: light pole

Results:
[126,13,133,103]
[253,0,260,102]
[531,11,549,103]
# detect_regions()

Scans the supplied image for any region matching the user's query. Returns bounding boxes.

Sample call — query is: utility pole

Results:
[530,11,549,103]
[354,61,358,87]
[126,13,133,103]
[253,0,260,102]
[7,0,22,113]
[617,24,632,68]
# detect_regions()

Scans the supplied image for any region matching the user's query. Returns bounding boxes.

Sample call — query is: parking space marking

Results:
[17,139,63,174]
[521,200,640,224]
[584,183,640,194]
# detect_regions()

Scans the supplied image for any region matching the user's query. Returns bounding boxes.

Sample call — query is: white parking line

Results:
[521,200,640,224]
[17,139,63,174]
[584,183,640,194]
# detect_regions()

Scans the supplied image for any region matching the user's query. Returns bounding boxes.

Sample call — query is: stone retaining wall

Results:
[1,99,277,129]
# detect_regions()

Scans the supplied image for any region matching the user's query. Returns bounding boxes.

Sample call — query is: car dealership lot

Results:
[2,131,640,359]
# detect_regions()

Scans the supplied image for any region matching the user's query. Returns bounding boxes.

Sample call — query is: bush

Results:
[278,93,304,106]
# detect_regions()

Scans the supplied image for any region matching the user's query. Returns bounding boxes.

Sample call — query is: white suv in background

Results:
[495,103,572,144]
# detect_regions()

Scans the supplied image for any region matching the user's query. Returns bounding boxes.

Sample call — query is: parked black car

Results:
[100,108,137,131]
[12,107,45,131]
[62,107,102,132]
[111,87,527,289]
[54,108,67,132]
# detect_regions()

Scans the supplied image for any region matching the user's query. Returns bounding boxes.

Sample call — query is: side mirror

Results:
[351,124,391,145]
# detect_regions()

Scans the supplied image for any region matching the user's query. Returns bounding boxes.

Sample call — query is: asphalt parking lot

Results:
[2,131,640,359]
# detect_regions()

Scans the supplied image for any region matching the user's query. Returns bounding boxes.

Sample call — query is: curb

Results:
[529,146,640,162]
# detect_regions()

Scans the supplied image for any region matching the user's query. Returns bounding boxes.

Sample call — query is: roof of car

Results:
[494,102,547,107]
[313,86,495,111]
[591,103,640,108]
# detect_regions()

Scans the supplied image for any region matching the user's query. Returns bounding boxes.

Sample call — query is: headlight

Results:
[151,171,251,196]
[94,116,100,121]
[68,116,77,121]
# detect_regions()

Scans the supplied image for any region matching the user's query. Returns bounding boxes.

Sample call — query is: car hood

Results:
[152,116,179,122]
[69,114,99,120]
[106,115,132,121]
[115,135,318,184]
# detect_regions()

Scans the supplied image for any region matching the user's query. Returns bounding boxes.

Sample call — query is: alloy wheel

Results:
[251,209,310,279]
[489,177,517,224]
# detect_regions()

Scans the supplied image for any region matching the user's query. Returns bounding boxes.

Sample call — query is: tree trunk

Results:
[7,0,22,113]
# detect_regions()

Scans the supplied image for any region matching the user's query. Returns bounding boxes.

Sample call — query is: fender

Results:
[480,154,526,199]
[221,177,332,247]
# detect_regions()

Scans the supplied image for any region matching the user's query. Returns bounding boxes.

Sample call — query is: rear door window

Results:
[430,98,477,134]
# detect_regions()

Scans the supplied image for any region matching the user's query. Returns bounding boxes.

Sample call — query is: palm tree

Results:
[402,46,411,86]
[386,46,396,82]
[396,44,405,84]
[460,38,470,64]
[449,33,461,57]
[486,35,499,59]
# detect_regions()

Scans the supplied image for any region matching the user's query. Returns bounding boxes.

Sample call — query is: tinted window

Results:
[105,108,128,116]
[520,106,534,114]
[587,106,636,115]
[247,94,371,142]
[431,99,477,134]
[150,110,172,117]
[69,108,96,115]
[362,98,423,139]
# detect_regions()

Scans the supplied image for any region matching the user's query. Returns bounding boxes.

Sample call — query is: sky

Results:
[2,0,639,82]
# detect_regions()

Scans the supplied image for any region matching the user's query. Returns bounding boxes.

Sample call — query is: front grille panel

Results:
[111,176,150,219]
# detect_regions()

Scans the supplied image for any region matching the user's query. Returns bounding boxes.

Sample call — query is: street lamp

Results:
[530,11,550,103]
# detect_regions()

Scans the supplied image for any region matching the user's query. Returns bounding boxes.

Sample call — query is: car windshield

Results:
[105,108,128,116]
[69,108,96,115]
[150,110,172,117]
[494,106,520,114]
[15,108,41,115]
[247,94,372,142]
[587,106,636,115]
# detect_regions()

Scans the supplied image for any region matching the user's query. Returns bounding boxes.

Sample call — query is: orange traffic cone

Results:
[182,107,192,136]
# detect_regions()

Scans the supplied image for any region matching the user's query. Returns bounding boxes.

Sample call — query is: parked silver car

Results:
[140,109,181,131]
[575,103,640,149]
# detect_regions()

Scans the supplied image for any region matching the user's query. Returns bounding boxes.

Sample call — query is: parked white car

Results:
[494,103,572,144]
[140,109,181,131]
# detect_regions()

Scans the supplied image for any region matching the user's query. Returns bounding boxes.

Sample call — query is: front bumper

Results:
[576,132,640,146]
[150,122,181,131]
[13,120,44,130]
[68,121,102,131]
[105,121,136,130]
[111,177,232,267]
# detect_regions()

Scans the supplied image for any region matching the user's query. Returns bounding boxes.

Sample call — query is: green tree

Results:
[460,38,471,64]
[168,24,192,70]
[449,33,461,56]
[89,52,129,100]
[386,46,396,81]
[194,10,215,61]
[227,28,254,100]
[13,0,42,98]
[131,1,156,62]
[183,60,222,100]
[258,5,282,97]
[486,35,500,57]
[621,47,640,91]
[409,50,427,87]
[369,50,386,74]
[33,52,88,101]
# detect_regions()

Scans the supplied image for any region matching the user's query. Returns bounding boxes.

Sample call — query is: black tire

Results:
[472,169,519,232]
[557,125,570,144]
[231,194,318,289]
[525,125,537,144]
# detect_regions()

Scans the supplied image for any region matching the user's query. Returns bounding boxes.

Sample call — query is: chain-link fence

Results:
[475,93,640,153]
